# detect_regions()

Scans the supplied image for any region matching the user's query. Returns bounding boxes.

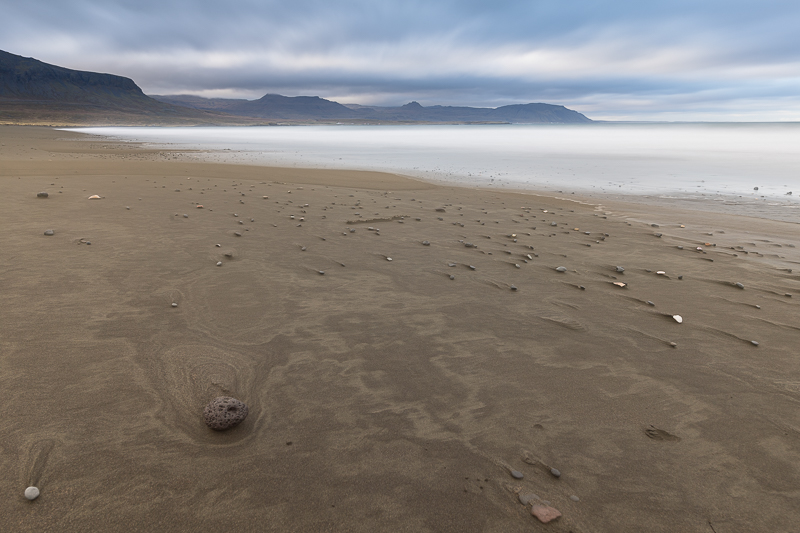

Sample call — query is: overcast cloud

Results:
[2,0,800,120]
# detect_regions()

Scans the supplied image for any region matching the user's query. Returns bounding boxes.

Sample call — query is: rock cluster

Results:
[203,396,249,431]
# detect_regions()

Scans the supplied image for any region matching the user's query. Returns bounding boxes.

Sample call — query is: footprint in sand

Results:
[152,344,257,441]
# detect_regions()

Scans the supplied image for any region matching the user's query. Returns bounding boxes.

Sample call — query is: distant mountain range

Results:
[0,49,592,125]
[151,94,592,124]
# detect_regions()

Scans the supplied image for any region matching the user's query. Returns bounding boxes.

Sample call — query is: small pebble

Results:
[673,315,683,323]
[449,275,455,280]
[786,293,792,298]
[44,229,54,236]
[234,231,242,236]
[579,285,585,290]
[615,266,625,273]
[678,275,683,280]
[171,303,178,307]
[654,233,662,237]
[216,261,222,266]
[735,282,744,289]
[555,266,567,272]
[518,492,538,505]
[36,192,48,198]
[422,240,430,245]
[216,243,221,247]
[550,222,557,226]
[670,342,677,347]
[510,285,517,291]
[319,271,325,275]
[24,487,39,500]
[550,468,561,478]
[570,495,580,502]
[531,503,561,523]
[183,214,188,218]
[751,340,759,346]
[386,257,392,261]
[469,265,476,270]
[677,246,684,250]
[647,301,655,306]
[510,470,524,479]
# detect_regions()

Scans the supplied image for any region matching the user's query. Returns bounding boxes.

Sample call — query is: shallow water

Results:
[67,123,800,200]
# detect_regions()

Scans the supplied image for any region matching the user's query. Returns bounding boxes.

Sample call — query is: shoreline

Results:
[2,125,799,532]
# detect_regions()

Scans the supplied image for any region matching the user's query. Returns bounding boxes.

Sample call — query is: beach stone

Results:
[735,282,744,289]
[216,261,223,266]
[422,240,430,246]
[673,315,683,324]
[550,467,561,478]
[44,229,54,236]
[751,340,759,346]
[670,342,677,347]
[510,469,524,479]
[234,231,242,237]
[183,214,188,218]
[36,191,48,198]
[615,266,625,272]
[449,275,455,280]
[555,266,567,272]
[510,285,518,291]
[550,222,557,226]
[203,396,249,431]
[171,303,178,307]
[531,504,561,523]
[24,486,40,500]
[647,301,655,306]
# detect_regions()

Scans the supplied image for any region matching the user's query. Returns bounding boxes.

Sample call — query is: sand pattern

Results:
[1,126,799,532]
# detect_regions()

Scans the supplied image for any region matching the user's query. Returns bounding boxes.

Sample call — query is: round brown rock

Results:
[203,396,249,431]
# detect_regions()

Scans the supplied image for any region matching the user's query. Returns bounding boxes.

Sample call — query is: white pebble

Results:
[673,315,683,323]
[171,303,178,307]
[25,486,39,500]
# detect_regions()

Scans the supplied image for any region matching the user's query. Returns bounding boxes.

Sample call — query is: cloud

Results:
[2,0,800,119]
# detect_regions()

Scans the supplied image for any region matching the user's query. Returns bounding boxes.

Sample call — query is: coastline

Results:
[2,125,799,532]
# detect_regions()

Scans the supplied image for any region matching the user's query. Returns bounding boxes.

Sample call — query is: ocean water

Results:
[67,123,800,201]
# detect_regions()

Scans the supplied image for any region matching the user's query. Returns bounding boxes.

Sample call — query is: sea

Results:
[66,123,800,207]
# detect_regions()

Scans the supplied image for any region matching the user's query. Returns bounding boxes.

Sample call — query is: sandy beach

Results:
[2,126,799,532]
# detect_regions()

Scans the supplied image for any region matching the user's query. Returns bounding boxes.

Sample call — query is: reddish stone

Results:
[531,504,561,523]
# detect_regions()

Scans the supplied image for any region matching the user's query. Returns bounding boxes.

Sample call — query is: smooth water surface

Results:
[67,123,800,200]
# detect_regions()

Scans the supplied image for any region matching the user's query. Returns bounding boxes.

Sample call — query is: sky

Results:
[2,0,800,121]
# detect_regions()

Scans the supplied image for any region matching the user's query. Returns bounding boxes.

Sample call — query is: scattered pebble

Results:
[422,240,430,246]
[615,266,625,273]
[570,495,580,502]
[550,468,561,478]
[673,315,683,324]
[518,492,538,505]
[613,281,627,288]
[44,229,54,236]
[36,192,48,198]
[234,231,242,237]
[647,301,655,306]
[678,275,683,280]
[670,342,677,347]
[88,194,101,199]
[510,285,518,291]
[216,261,222,266]
[656,271,665,275]
[735,282,744,289]
[555,266,567,272]
[510,470,524,479]
[751,340,759,346]
[183,214,188,218]
[171,303,178,307]
[24,487,39,500]
[449,275,455,280]
[386,257,392,261]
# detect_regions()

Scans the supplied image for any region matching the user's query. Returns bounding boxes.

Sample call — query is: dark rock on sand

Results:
[44,229,54,235]
[203,396,249,431]
[37,191,48,198]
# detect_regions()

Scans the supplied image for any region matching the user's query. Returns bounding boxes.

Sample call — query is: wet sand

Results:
[2,126,799,532]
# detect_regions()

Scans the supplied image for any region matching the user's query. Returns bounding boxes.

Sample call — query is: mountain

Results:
[153,94,592,123]
[1,49,592,125]
[0,50,251,125]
